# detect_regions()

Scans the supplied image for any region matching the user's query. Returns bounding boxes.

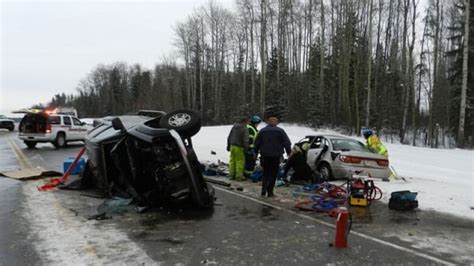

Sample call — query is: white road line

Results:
[214,186,455,266]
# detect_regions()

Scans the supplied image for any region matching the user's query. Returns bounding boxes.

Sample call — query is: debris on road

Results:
[0,168,62,181]
[87,212,112,221]
[204,176,231,187]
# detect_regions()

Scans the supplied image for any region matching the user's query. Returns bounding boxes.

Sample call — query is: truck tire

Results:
[54,132,67,149]
[24,141,37,149]
[159,109,201,138]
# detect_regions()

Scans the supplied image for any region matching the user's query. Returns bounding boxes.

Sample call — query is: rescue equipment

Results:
[388,191,418,211]
[38,147,86,191]
[347,173,382,207]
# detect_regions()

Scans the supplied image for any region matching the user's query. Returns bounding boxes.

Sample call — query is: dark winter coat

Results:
[227,122,249,149]
[284,146,312,181]
[255,124,291,157]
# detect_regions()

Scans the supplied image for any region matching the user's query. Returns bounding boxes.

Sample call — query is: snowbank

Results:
[193,123,474,220]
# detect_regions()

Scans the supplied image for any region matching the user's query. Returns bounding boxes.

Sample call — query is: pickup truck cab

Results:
[0,115,15,131]
[18,112,90,148]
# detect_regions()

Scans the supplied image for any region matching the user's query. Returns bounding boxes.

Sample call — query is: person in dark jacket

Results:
[227,117,249,181]
[282,143,313,184]
[254,116,291,197]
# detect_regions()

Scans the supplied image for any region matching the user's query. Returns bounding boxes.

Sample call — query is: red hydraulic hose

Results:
[38,147,86,191]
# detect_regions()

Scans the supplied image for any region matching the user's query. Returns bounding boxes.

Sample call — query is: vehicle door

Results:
[72,117,88,140]
[62,115,74,140]
[306,136,326,168]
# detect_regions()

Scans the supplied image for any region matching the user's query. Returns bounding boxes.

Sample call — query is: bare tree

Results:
[457,0,470,148]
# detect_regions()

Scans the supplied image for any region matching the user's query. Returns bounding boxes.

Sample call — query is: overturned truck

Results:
[83,110,214,208]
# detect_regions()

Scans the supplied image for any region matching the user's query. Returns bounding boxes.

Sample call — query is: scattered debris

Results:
[204,176,231,187]
[0,168,62,181]
[80,193,107,199]
[97,197,134,215]
[87,212,112,221]
[68,208,79,216]
[136,206,149,213]
[202,162,229,176]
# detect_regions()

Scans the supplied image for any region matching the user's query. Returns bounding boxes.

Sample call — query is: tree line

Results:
[48,0,473,148]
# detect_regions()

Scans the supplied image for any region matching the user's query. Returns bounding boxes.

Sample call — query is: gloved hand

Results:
[226,145,230,152]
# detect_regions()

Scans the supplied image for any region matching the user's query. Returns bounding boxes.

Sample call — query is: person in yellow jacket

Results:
[362,128,388,157]
[227,117,249,181]
[244,115,262,178]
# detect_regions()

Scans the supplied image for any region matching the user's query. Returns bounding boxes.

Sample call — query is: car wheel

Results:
[54,132,66,149]
[8,125,14,132]
[317,162,334,180]
[24,141,37,149]
[159,109,201,137]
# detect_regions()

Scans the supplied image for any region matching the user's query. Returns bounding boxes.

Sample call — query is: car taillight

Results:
[46,124,51,133]
[376,159,389,167]
[339,155,362,164]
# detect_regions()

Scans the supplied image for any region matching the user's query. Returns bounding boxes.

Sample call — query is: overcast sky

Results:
[1,0,233,116]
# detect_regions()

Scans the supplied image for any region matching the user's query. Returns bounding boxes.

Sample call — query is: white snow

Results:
[193,123,474,220]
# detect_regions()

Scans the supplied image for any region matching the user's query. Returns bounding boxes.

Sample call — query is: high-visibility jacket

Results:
[247,124,258,150]
[367,135,388,157]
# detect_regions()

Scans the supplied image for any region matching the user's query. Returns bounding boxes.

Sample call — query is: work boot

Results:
[267,192,274,197]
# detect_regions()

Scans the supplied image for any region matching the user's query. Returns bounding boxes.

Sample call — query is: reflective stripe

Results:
[247,124,258,148]
[367,135,388,157]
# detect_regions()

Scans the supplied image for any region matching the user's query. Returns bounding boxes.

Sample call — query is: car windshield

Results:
[331,138,370,152]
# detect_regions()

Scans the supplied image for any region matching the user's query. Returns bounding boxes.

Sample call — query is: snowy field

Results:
[193,123,474,220]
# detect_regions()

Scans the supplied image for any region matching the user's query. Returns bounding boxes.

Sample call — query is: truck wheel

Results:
[54,132,66,149]
[24,141,37,149]
[159,109,201,138]
[317,162,334,180]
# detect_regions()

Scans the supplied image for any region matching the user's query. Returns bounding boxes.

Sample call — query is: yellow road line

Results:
[8,139,33,169]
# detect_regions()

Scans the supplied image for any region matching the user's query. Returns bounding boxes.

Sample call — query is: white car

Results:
[18,112,91,148]
[297,134,390,180]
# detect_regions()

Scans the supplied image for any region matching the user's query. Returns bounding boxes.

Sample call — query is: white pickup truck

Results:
[18,112,91,148]
[0,115,15,131]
